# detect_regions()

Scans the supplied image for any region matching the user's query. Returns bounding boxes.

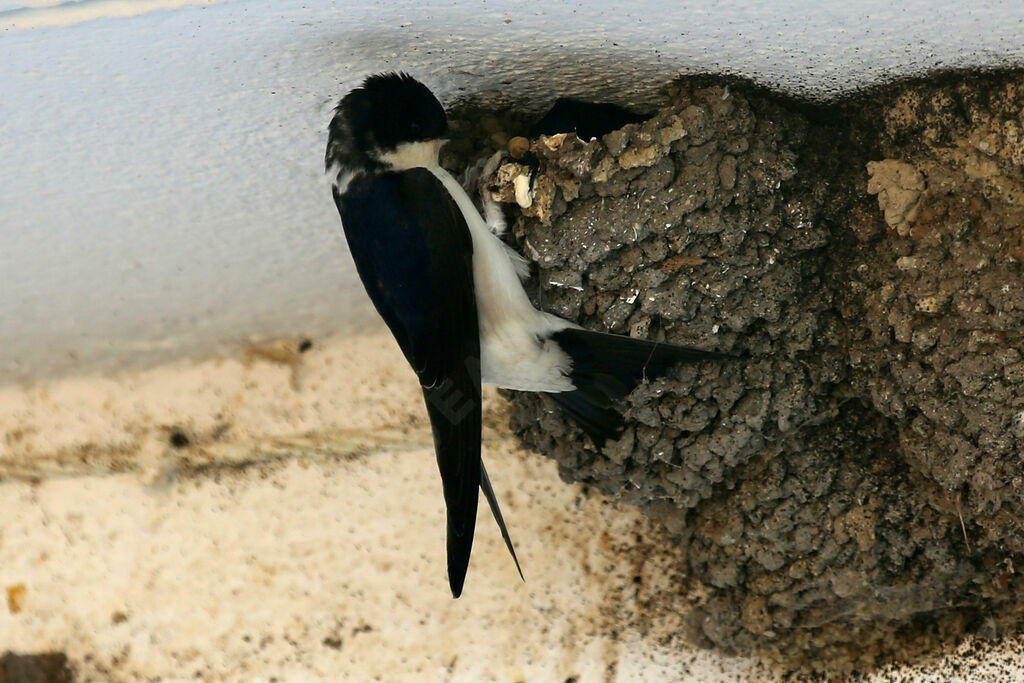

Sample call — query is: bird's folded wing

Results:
[334,168,481,597]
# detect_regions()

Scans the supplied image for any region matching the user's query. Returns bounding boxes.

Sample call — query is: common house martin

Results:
[326,72,725,597]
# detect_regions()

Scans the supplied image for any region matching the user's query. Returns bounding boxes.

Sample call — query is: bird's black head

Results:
[326,72,449,173]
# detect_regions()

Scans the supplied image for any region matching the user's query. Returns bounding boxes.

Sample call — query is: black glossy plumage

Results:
[530,98,652,141]
[326,73,448,173]
[334,168,482,597]
[547,328,729,447]
[325,71,727,598]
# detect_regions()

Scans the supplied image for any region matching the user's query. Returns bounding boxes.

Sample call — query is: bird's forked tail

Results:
[546,328,729,447]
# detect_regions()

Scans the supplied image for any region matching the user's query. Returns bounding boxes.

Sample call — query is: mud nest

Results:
[471,72,1024,667]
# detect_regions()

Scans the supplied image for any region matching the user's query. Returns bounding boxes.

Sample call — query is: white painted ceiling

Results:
[2,0,1023,381]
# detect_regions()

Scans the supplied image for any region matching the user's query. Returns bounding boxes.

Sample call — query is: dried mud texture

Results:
[1,651,73,683]
[852,77,1024,541]
[501,83,843,514]
[489,72,1024,667]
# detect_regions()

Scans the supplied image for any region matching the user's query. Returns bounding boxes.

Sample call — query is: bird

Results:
[529,97,652,141]
[325,72,726,598]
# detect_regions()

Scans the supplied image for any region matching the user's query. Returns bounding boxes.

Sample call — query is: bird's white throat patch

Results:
[378,140,444,171]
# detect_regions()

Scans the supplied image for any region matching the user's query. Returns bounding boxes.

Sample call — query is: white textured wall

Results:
[2,0,1023,382]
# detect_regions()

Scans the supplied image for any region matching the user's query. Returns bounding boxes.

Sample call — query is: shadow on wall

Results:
[326,29,749,116]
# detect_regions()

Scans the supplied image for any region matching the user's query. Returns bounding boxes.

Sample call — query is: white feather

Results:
[328,160,354,195]
[431,165,577,392]
[378,140,445,171]
[377,141,577,392]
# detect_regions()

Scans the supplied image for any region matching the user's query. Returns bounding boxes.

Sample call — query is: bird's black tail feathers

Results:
[480,462,524,583]
[547,328,729,448]
[422,383,480,599]
[423,382,523,598]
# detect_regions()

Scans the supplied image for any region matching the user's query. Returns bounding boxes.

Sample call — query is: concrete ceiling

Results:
[2,0,1023,381]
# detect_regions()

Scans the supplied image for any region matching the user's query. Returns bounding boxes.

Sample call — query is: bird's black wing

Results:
[547,328,731,447]
[333,169,481,598]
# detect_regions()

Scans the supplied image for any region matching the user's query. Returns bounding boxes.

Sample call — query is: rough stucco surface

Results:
[6,333,1024,681]
[492,71,1024,666]
[0,333,758,681]
[4,0,1024,382]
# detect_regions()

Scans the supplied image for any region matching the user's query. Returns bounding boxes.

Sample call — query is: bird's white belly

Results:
[478,314,575,392]
[428,165,576,392]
